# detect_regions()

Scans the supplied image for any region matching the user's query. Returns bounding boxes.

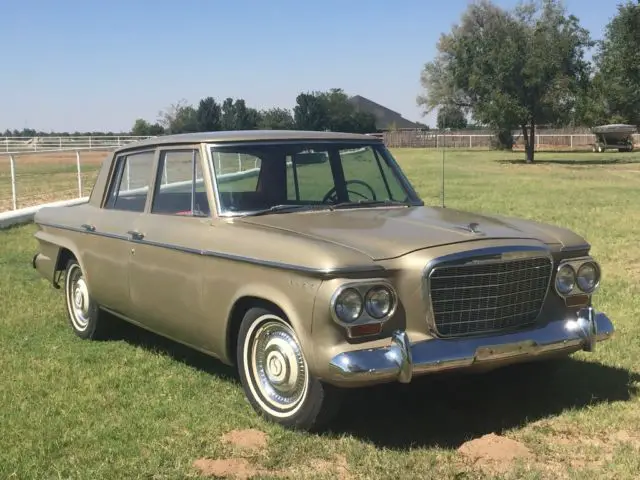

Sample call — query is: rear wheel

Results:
[64,259,113,340]
[236,307,342,431]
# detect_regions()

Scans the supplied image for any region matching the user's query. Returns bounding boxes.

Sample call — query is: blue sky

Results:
[0,0,624,132]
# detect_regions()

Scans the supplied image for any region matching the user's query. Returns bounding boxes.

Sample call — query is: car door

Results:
[78,149,157,316]
[126,146,217,348]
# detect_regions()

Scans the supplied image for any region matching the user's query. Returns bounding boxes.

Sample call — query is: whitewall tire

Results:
[64,258,112,340]
[236,307,342,431]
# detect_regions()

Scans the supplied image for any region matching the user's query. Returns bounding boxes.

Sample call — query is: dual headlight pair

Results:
[555,259,600,296]
[332,282,396,325]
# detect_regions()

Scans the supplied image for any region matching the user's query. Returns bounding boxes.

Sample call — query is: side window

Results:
[286,150,334,202]
[151,149,209,216]
[104,151,155,212]
[212,151,262,193]
[340,146,407,201]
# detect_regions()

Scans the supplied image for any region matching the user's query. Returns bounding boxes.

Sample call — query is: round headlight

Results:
[365,286,394,319]
[556,264,576,295]
[577,262,599,293]
[334,288,363,323]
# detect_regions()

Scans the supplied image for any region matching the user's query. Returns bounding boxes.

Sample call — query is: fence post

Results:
[89,137,92,150]
[9,154,17,210]
[76,151,83,197]
[570,135,573,150]
[469,135,472,149]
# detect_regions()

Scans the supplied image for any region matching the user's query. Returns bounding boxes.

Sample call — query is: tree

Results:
[196,97,222,131]
[131,118,164,136]
[234,99,261,130]
[147,123,165,136]
[436,104,468,129]
[259,108,295,129]
[417,0,593,162]
[293,89,377,133]
[158,99,198,134]
[318,89,355,132]
[571,72,609,126]
[220,98,261,130]
[350,110,378,133]
[294,93,329,130]
[595,1,640,126]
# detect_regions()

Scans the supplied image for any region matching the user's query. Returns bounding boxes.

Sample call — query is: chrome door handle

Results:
[81,223,95,232]
[127,230,144,240]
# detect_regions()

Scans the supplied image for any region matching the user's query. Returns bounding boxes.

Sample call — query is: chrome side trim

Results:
[36,221,384,278]
[328,307,614,384]
[421,245,554,338]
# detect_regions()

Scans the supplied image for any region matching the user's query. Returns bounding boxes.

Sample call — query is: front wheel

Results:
[237,307,342,431]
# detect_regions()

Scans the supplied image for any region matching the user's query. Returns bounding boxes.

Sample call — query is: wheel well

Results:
[53,248,76,287]
[55,248,76,271]
[227,296,287,366]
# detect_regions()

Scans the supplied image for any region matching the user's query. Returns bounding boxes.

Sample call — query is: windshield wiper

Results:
[329,199,411,210]
[238,204,327,217]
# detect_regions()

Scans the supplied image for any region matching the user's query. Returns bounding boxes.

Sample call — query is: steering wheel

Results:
[322,179,377,204]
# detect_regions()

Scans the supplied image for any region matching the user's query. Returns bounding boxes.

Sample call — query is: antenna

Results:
[440,105,447,208]
[441,139,445,208]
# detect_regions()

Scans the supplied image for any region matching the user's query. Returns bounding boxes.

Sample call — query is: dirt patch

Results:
[220,428,268,452]
[610,430,640,447]
[193,452,353,479]
[458,433,532,473]
[308,454,351,479]
[193,458,265,479]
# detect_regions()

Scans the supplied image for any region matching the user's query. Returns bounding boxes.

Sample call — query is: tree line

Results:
[0,88,378,138]
[131,88,378,137]
[418,0,640,162]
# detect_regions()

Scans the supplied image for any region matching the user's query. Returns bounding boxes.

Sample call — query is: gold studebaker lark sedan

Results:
[32,131,614,430]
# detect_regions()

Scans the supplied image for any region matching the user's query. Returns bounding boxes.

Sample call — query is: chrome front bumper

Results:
[329,307,614,384]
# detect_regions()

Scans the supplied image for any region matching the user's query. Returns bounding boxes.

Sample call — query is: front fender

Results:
[220,275,323,370]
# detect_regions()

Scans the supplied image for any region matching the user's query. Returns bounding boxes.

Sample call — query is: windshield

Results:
[207,141,421,216]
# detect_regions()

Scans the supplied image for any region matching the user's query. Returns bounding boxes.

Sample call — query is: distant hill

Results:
[348,95,425,130]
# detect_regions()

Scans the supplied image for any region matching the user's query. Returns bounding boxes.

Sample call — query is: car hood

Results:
[238,206,586,260]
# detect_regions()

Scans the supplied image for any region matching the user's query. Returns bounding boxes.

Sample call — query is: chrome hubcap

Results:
[66,265,90,331]
[246,318,308,417]
[73,279,89,315]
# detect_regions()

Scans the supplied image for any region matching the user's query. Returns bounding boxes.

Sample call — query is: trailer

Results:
[591,124,637,152]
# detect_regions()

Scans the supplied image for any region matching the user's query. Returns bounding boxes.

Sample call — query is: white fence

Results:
[1,132,640,228]
[1,136,155,214]
[1,135,153,154]
[383,132,640,149]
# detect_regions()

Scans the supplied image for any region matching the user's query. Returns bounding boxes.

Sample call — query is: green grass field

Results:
[1,148,640,479]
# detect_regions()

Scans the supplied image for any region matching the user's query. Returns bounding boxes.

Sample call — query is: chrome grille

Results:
[427,256,552,337]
